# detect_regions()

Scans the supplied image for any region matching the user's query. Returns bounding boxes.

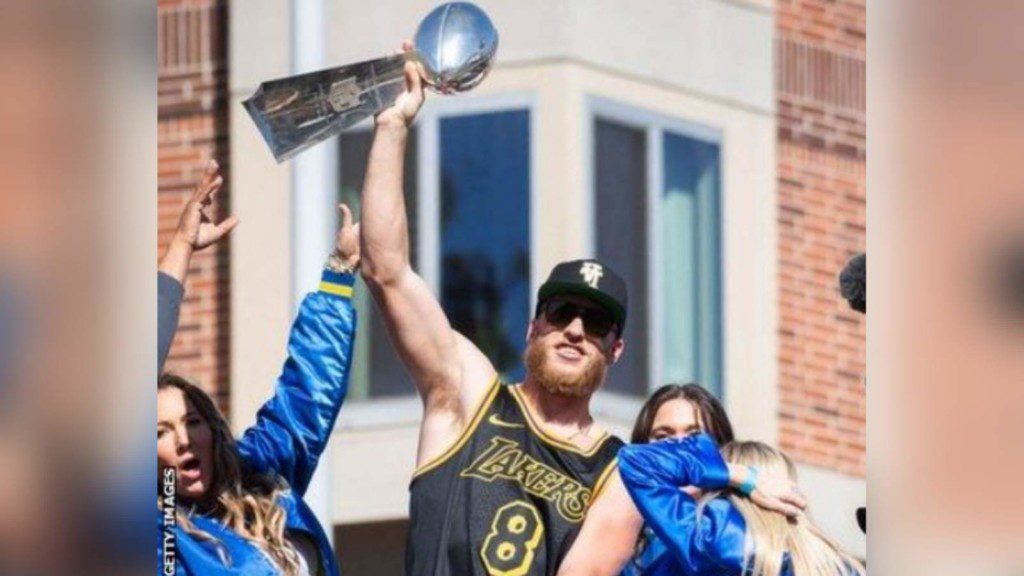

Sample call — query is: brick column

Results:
[775,0,866,476]
[157,0,231,413]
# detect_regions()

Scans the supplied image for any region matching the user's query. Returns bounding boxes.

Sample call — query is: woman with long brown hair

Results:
[157,201,360,575]
[621,383,738,575]
[560,383,804,575]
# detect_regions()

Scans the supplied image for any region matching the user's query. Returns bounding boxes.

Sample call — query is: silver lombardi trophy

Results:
[244,2,498,162]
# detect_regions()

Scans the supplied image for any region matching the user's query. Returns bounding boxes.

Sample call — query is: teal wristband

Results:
[738,466,759,496]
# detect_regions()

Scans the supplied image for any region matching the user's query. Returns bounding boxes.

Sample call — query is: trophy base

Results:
[243,54,407,162]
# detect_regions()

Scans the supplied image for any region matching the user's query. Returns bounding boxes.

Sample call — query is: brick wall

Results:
[157,0,231,412]
[776,0,866,476]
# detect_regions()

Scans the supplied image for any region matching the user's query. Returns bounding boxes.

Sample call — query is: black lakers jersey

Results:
[405,379,623,576]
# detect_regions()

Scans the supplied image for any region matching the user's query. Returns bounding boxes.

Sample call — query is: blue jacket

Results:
[158,270,356,576]
[618,434,774,576]
[621,525,691,576]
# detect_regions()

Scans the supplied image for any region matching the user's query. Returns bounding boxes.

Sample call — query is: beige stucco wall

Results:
[228,0,294,436]
[325,0,774,113]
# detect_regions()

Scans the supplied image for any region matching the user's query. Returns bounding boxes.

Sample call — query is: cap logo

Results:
[579,262,604,288]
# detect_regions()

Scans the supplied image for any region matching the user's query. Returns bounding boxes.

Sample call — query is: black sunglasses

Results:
[541,298,616,338]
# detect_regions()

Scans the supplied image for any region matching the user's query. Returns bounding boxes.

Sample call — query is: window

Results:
[440,111,531,381]
[590,101,723,398]
[594,120,648,396]
[339,106,531,399]
[661,132,722,394]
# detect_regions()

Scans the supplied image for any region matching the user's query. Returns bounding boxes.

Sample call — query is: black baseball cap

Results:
[535,259,628,336]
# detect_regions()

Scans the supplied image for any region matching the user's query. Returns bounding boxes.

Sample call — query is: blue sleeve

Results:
[237,270,356,496]
[618,434,748,574]
[158,272,185,374]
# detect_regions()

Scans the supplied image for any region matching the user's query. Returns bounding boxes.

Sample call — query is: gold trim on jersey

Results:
[586,458,619,509]
[411,375,502,480]
[508,385,611,457]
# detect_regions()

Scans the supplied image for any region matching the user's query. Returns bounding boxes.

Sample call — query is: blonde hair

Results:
[698,441,865,576]
[158,374,302,575]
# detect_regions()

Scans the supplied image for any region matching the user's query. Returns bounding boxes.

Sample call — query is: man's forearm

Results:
[360,122,412,285]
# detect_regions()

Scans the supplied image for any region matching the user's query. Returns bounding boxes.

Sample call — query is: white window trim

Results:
[582,95,724,412]
[337,92,538,429]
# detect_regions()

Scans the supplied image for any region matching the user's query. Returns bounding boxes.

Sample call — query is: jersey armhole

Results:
[410,376,502,481]
[587,457,619,509]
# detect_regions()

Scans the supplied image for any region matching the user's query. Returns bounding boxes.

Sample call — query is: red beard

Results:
[524,337,607,398]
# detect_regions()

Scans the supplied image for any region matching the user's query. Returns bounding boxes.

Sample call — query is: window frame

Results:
[336,92,538,427]
[582,95,725,415]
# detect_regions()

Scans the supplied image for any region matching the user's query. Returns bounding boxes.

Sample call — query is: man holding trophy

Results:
[243,4,631,574]
[356,38,631,576]
[237,3,817,574]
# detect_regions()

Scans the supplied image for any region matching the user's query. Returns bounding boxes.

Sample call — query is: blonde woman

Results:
[618,434,865,575]
[156,205,360,575]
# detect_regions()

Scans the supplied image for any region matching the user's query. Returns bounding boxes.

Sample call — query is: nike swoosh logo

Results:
[488,414,525,429]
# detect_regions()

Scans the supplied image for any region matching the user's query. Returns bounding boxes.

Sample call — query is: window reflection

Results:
[594,118,648,396]
[662,133,722,396]
[440,110,531,381]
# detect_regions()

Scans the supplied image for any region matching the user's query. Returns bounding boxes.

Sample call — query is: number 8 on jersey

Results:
[481,501,544,576]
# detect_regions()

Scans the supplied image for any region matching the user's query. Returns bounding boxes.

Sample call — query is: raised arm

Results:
[157,160,238,372]
[359,44,495,466]
[236,205,359,495]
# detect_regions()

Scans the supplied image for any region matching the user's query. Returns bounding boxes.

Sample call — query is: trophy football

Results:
[244,2,499,162]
